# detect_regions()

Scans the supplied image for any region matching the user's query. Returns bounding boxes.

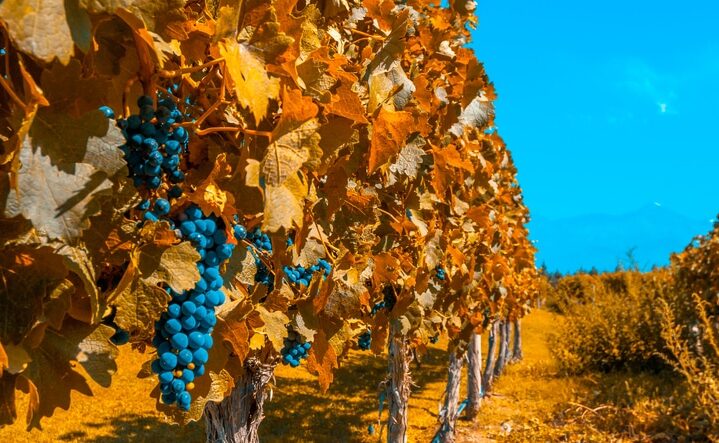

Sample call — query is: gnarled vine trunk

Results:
[493,320,510,377]
[204,358,276,443]
[466,332,483,419]
[482,321,499,391]
[438,346,465,443]
[511,319,523,363]
[387,322,412,443]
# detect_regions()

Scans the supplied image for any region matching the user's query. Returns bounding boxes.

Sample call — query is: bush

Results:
[549,271,672,373]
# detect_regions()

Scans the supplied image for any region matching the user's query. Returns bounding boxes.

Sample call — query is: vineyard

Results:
[0,0,717,442]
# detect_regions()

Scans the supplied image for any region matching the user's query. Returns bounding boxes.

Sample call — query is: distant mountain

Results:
[530,205,712,274]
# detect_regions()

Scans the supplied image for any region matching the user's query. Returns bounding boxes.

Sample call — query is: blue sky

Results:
[469,1,719,270]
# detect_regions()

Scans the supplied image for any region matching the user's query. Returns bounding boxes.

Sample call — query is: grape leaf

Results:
[216,300,254,361]
[136,241,201,293]
[110,264,170,341]
[60,321,118,388]
[368,107,414,173]
[31,109,127,178]
[3,142,114,243]
[56,245,102,322]
[79,0,186,35]
[306,329,338,392]
[0,346,7,377]
[256,306,290,353]
[0,247,68,344]
[22,319,116,429]
[0,0,90,64]
[261,88,321,187]
[219,39,280,125]
[262,173,307,232]
[448,95,494,137]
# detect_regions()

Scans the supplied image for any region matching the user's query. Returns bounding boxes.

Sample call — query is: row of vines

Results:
[0,0,540,441]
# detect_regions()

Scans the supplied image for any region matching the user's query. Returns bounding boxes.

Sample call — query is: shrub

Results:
[549,271,672,373]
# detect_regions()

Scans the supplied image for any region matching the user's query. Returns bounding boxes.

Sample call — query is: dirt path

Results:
[0,310,577,442]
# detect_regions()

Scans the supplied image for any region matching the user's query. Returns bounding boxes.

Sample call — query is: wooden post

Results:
[387,322,412,443]
[510,319,523,363]
[466,332,482,419]
[482,321,499,392]
[438,346,465,443]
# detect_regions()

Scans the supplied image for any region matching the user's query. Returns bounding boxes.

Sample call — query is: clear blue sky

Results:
[471,1,719,220]
[469,1,719,270]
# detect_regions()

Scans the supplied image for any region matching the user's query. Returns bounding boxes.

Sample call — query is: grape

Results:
[111,93,190,227]
[164,318,182,335]
[193,348,209,365]
[159,371,174,384]
[181,369,195,383]
[167,303,181,318]
[181,301,197,316]
[154,198,171,215]
[435,265,446,281]
[170,332,188,349]
[178,349,193,366]
[160,352,178,370]
[149,204,233,411]
[280,328,312,368]
[110,328,130,346]
[171,379,186,393]
[358,331,371,351]
[99,106,115,119]
[233,224,247,240]
[189,331,204,349]
[161,392,176,405]
[181,315,197,330]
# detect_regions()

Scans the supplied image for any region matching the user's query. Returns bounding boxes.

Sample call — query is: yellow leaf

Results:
[249,333,266,350]
[220,39,280,125]
[262,173,307,232]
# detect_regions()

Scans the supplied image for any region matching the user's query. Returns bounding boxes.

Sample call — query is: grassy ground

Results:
[0,310,681,442]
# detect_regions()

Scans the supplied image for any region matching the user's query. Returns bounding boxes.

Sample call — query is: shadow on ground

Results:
[67,414,203,443]
[261,346,449,442]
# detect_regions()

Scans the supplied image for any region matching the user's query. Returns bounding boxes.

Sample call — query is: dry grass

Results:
[0,310,685,442]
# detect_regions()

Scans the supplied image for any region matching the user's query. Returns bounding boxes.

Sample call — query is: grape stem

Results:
[195,126,273,139]
[0,75,25,109]
[157,58,226,78]
[348,28,386,42]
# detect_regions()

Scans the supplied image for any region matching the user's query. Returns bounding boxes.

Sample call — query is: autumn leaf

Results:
[220,39,280,125]
[3,141,114,242]
[262,173,308,232]
[305,329,338,392]
[0,0,91,64]
[110,264,170,341]
[369,107,414,173]
[261,88,321,187]
[136,241,201,293]
[256,306,290,353]
[22,319,117,429]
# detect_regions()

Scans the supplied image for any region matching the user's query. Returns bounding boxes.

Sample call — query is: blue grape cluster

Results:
[246,227,273,252]
[113,95,189,222]
[435,265,447,281]
[429,333,439,344]
[358,330,372,350]
[370,286,398,316]
[234,225,275,290]
[281,330,311,367]
[283,259,332,286]
[150,204,233,411]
